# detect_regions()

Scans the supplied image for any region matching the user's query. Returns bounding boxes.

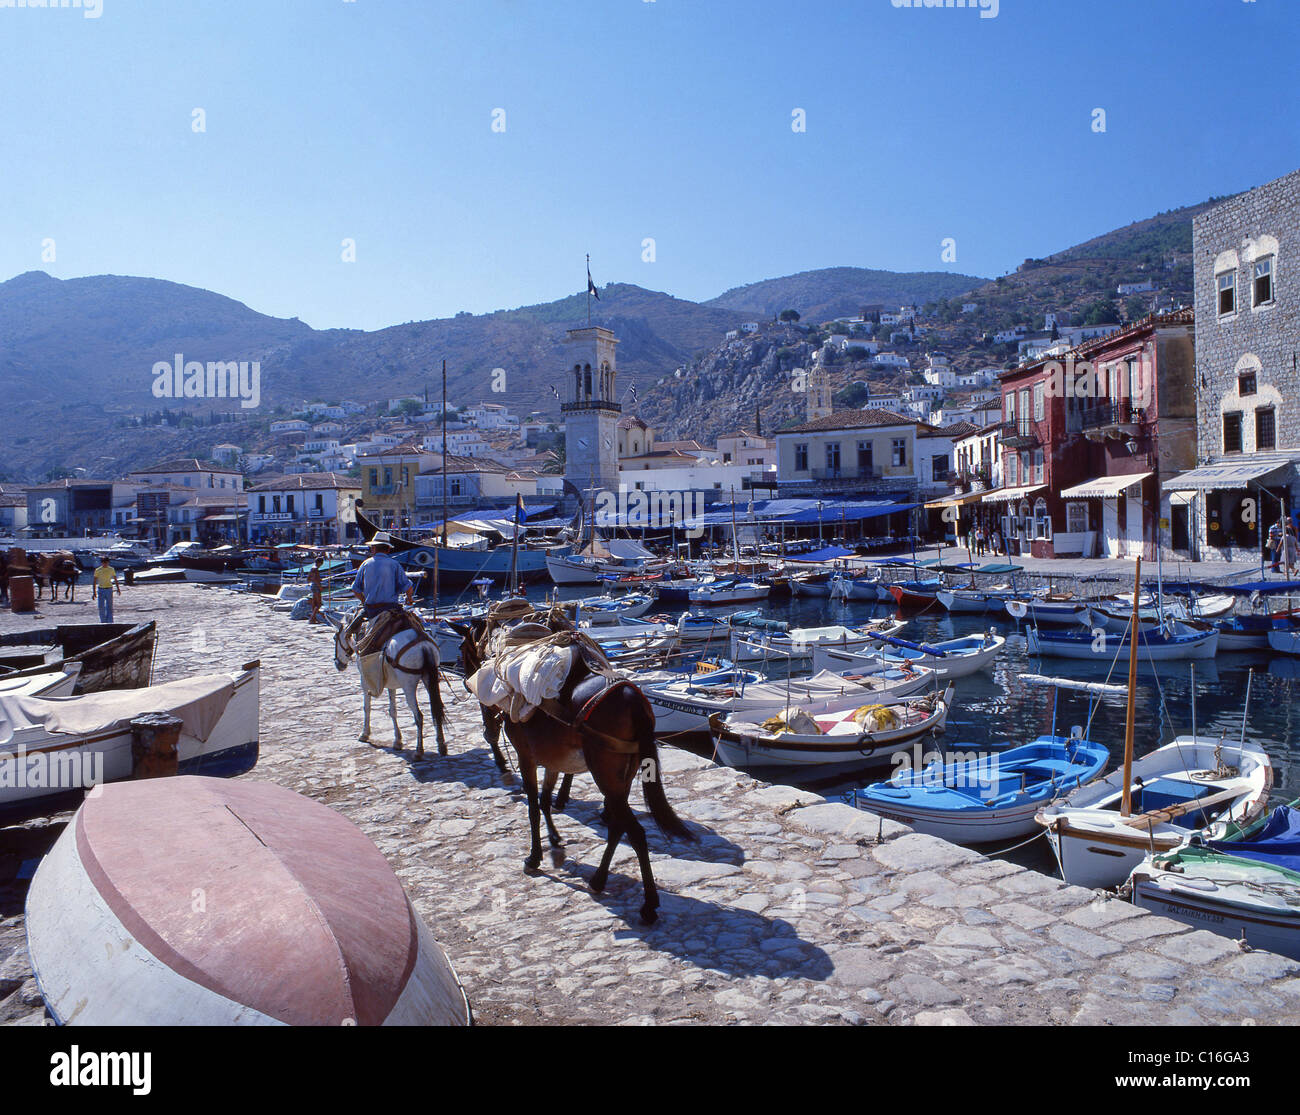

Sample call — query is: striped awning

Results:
[1163,456,1296,491]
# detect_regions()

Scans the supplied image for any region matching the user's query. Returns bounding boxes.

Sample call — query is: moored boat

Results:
[1127,803,1300,959]
[1035,735,1273,888]
[1027,622,1218,661]
[0,661,261,817]
[646,663,935,736]
[811,631,1004,680]
[729,620,906,663]
[0,621,156,693]
[708,685,954,771]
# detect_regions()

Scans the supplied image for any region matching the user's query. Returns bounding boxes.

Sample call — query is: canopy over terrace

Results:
[1163,455,1297,491]
[1059,472,1151,500]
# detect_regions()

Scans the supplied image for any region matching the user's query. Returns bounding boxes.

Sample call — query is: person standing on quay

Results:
[92,555,120,623]
[307,557,325,625]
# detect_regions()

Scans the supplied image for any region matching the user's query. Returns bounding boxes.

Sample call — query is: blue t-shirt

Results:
[351,552,413,604]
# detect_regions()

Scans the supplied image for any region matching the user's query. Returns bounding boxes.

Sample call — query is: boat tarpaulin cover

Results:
[1,674,237,742]
[785,546,855,563]
[1209,806,1300,873]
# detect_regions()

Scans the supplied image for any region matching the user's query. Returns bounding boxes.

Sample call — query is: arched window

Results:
[584,365,592,398]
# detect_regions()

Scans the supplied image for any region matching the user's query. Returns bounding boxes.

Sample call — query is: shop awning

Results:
[981,485,1045,504]
[924,490,990,510]
[1059,472,1151,500]
[1163,456,1297,491]
[1168,490,1194,507]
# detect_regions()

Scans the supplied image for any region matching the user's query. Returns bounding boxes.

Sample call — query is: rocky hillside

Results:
[707,267,986,322]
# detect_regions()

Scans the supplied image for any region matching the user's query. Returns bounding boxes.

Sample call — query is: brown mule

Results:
[456,619,695,924]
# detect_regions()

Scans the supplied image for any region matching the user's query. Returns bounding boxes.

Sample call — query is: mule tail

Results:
[423,658,447,736]
[638,728,695,841]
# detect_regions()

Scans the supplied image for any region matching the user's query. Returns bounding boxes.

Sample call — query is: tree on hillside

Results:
[778,309,801,322]
[1083,298,1121,326]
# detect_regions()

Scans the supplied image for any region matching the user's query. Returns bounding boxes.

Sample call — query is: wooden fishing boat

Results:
[790,570,835,598]
[1027,622,1218,660]
[0,662,260,818]
[687,580,771,606]
[646,664,935,736]
[566,592,654,625]
[1267,627,1300,656]
[888,579,943,610]
[1004,597,1092,626]
[1087,593,1235,634]
[846,676,1120,844]
[937,585,1039,615]
[25,776,470,1025]
[850,737,1110,845]
[829,571,884,601]
[673,610,763,643]
[1127,803,1300,959]
[0,621,156,693]
[729,620,906,663]
[708,686,954,771]
[1036,736,1273,889]
[811,632,1005,680]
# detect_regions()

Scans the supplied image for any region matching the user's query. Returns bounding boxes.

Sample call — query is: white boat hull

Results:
[1037,736,1272,889]
[0,665,260,817]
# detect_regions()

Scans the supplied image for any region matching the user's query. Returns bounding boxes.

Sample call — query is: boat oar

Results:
[1116,784,1246,832]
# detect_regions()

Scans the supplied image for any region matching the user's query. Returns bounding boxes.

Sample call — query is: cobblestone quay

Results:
[1,584,1298,1025]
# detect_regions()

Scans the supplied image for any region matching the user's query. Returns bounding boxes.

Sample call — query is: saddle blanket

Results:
[358,651,404,699]
[467,639,576,724]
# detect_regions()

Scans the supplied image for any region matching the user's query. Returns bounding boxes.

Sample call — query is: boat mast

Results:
[731,487,740,567]
[441,358,448,549]
[1121,555,1142,818]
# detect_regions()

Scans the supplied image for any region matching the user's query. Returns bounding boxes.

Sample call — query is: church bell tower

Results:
[562,326,621,512]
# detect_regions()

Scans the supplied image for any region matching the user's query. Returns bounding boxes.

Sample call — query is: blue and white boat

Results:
[688,580,771,606]
[1028,622,1218,661]
[811,631,1005,679]
[849,738,1110,844]
[846,675,1117,844]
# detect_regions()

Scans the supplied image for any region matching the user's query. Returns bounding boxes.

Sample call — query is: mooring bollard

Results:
[8,574,35,613]
[130,712,183,779]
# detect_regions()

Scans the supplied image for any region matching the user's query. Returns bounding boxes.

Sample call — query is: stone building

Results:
[1164,167,1300,560]
[561,326,621,511]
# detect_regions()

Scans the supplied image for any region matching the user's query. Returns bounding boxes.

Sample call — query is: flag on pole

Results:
[628,383,637,403]
[587,262,600,301]
[548,383,560,399]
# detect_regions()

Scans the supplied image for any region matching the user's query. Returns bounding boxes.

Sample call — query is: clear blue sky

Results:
[3,0,1297,330]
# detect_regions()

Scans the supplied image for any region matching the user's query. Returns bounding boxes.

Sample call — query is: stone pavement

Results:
[1,584,1298,1026]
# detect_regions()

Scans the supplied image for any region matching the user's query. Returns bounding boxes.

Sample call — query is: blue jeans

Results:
[97,591,113,623]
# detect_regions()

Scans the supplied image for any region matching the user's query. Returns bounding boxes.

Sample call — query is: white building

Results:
[872,353,910,369]
[1117,281,1156,295]
[270,419,310,435]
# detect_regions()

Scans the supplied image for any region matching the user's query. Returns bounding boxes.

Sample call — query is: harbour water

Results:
[439,582,1300,874]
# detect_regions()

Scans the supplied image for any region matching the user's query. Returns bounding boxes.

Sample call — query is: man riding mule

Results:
[456,605,695,925]
[331,532,447,761]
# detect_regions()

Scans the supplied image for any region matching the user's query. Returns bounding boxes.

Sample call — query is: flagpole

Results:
[586,254,591,326]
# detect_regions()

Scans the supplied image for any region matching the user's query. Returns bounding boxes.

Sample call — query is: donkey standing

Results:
[332,607,447,762]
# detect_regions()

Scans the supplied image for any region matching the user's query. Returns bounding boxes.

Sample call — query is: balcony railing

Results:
[1000,421,1039,448]
[810,466,881,481]
[1080,400,1143,432]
